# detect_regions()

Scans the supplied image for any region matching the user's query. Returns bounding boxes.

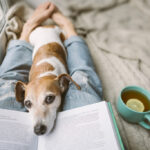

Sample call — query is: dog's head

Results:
[15,74,80,136]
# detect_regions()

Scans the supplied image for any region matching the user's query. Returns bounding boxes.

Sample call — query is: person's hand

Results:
[51,5,77,39]
[20,2,55,42]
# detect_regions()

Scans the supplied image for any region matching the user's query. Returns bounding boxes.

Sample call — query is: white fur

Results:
[27,93,61,134]
[29,26,66,59]
[37,56,67,78]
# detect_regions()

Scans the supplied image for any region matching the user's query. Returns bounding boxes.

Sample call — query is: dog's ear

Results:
[15,81,26,103]
[57,74,81,93]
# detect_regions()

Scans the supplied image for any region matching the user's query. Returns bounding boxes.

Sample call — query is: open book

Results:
[0,101,124,150]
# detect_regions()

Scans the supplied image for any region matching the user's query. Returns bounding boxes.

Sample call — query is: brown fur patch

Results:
[33,42,67,69]
[29,62,55,81]
[58,74,81,90]
[15,81,26,102]
[26,76,60,100]
[43,25,55,28]
[60,33,66,43]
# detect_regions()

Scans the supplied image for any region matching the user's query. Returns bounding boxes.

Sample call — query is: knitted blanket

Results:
[4,0,150,149]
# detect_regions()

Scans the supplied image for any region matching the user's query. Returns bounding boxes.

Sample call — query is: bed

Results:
[0,0,150,149]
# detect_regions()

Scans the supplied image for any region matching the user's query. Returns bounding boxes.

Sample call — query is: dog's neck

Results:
[30,26,66,59]
[29,26,67,81]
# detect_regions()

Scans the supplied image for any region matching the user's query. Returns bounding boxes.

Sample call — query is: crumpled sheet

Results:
[5,2,33,41]
[4,0,150,149]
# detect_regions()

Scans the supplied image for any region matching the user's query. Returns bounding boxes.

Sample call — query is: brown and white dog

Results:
[15,25,80,135]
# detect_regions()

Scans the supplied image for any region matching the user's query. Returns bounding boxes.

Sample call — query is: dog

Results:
[15,25,80,135]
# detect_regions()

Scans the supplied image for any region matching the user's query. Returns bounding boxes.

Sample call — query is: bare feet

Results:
[51,8,77,39]
[20,2,55,42]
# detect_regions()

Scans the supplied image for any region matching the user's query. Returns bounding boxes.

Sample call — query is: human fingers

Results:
[38,3,55,21]
[46,3,55,17]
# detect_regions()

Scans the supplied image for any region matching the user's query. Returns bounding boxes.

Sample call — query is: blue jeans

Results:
[0,36,103,112]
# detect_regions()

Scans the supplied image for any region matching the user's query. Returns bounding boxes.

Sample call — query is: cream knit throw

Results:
[5,2,33,41]
[4,0,150,149]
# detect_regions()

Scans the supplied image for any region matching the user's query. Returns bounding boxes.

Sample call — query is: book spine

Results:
[108,102,125,150]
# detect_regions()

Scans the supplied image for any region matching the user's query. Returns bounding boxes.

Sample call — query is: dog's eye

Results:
[45,95,55,104]
[24,100,32,108]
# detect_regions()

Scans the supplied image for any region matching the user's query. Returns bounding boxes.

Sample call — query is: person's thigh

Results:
[62,71,103,111]
[0,40,33,111]
[0,40,33,82]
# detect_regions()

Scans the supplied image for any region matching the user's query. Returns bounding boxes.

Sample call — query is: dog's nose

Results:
[34,124,47,135]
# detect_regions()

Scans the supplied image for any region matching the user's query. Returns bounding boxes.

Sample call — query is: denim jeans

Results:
[0,36,103,112]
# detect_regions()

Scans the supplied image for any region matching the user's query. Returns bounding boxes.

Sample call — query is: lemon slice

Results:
[126,98,145,112]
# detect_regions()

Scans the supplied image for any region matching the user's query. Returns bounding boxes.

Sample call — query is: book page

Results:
[38,101,121,150]
[0,109,38,150]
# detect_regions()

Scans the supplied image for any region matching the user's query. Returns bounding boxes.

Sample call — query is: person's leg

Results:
[0,40,33,81]
[62,71,103,111]
[0,40,32,111]
[62,36,103,111]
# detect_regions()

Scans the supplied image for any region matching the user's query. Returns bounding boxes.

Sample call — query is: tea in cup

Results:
[117,86,150,129]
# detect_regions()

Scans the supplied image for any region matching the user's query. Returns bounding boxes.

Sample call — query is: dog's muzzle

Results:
[34,124,47,135]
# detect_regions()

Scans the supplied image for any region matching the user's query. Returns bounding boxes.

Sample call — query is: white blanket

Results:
[4,0,150,149]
